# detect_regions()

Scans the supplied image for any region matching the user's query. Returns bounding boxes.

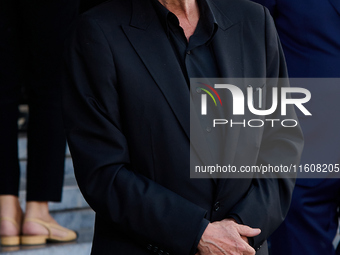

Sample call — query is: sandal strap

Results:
[23,218,70,238]
[0,217,19,229]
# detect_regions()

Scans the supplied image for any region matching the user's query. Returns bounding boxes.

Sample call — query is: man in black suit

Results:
[62,0,304,254]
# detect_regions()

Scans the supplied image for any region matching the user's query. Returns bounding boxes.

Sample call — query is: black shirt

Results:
[151,0,224,253]
[152,0,220,85]
[151,1,253,251]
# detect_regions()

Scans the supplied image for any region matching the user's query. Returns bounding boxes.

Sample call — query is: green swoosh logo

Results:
[200,88,217,106]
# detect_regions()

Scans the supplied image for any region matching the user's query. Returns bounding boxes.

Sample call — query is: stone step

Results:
[0,239,92,255]
[50,208,95,234]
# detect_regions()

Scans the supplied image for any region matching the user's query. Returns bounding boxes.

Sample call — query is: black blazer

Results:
[62,0,303,254]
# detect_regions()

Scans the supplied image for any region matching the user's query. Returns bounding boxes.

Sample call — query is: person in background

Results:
[0,0,79,246]
[251,0,340,254]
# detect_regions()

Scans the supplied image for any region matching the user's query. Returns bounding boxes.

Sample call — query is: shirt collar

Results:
[152,0,219,44]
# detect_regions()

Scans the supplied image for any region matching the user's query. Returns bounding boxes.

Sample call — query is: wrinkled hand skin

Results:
[195,219,261,255]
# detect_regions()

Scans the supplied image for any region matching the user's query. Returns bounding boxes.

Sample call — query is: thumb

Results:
[237,225,261,237]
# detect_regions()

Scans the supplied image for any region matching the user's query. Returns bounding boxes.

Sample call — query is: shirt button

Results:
[206,127,212,133]
[196,87,201,93]
[187,50,191,55]
[214,202,220,211]
[147,244,153,250]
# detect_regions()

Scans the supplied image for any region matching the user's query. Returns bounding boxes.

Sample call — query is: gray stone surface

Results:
[18,135,27,160]
[0,239,92,255]
[51,209,95,231]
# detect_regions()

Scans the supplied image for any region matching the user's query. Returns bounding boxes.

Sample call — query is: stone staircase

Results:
[0,134,95,255]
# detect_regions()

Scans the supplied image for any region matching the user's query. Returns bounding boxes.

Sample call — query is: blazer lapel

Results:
[209,1,245,168]
[122,0,216,168]
[122,0,189,138]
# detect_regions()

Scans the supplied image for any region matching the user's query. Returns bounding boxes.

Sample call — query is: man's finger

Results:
[241,235,249,243]
[237,225,261,237]
[244,243,256,255]
[240,236,256,255]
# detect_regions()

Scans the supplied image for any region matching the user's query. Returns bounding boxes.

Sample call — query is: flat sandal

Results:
[0,217,21,246]
[21,218,77,245]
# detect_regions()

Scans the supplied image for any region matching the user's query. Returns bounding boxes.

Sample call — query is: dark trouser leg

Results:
[0,102,20,196]
[21,0,79,202]
[0,1,24,196]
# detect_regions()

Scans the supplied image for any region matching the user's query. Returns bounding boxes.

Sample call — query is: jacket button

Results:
[214,202,220,211]
[196,87,201,93]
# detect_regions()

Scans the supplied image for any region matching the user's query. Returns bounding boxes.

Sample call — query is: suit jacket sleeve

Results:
[62,15,209,255]
[227,6,303,251]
